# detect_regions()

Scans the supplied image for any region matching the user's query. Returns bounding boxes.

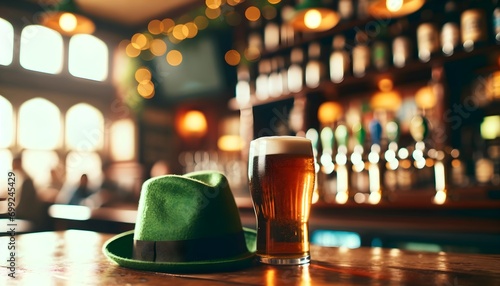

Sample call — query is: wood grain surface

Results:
[1,230,499,285]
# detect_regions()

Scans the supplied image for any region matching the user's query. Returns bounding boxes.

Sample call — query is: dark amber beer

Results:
[248,136,315,265]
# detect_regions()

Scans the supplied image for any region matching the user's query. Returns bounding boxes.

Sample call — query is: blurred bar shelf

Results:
[229,44,500,110]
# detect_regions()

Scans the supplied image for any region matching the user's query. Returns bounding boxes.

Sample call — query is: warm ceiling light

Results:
[218,135,243,152]
[59,13,77,32]
[304,9,322,29]
[290,0,340,32]
[371,79,402,111]
[178,110,208,138]
[40,0,95,36]
[318,101,343,124]
[368,0,425,18]
[371,90,402,111]
[415,85,437,110]
[386,0,403,12]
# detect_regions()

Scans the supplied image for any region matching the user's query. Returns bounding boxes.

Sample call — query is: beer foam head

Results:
[250,136,313,156]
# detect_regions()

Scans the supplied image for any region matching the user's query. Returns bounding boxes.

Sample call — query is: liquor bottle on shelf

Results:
[493,0,500,44]
[319,126,336,202]
[371,24,391,71]
[329,34,350,83]
[441,0,461,56]
[338,0,355,22]
[278,56,289,96]
[268,57,283,98]
[335,123,350,204]
[478,115,500,186]
[383,121,400,193]
[320,126,335,175]
[264,17,280,51]
[367,118,383,204]
[288,47,304,93]
[449,148,469,188]
[396,146,414,190]
[305,42,325,89]
[408,114,435,190]
[474,140,495,186]
[417,9,440,62]
[350,122,370,203]
[352,30,371,77]
[255,59,271,101]
[432,149,447,204]
[235,65,252,106]
[461,0,489,52]
[391,19,413,68]
[357,0,370,20]
[280,5,297,47]
[246,20,263,61]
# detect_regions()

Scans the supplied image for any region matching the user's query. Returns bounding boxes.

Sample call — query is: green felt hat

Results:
[103,171,256,273]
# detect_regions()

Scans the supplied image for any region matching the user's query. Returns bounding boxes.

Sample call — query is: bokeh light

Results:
[134,67,151,83]
[194,15,209,30]
[206,0,222,9]
[227,0,242,6]
[185,22,198,38]
[125,42,140,57]
[225,49,241,66]
[172,24,189,40]
[245,6,261,21]
[148,19,163,35]
[150,39,167,56]
[137,80,155,98]
[206,7,222,19]
[262,5,277,20]
[166,50,183,66]
[161,18,175,34]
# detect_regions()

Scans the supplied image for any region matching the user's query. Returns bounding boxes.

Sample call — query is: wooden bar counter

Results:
[1,230,499,285]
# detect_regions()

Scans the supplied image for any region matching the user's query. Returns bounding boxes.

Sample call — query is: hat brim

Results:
[103,228,257,273]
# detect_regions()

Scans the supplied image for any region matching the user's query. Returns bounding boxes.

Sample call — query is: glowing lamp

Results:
[415,85,437,110]
[290,0,340,32]
[217,135,244,152]
[40,0,95,36]
[177,110,208,139]
[371,79,402,111]
[318,101,343,124]
[368,0,425,18]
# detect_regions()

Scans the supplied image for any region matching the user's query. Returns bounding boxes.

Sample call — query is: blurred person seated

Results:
[82,164,127,208]
[39,166,65,203]
[11,154,51,232]
[56,174,94,206]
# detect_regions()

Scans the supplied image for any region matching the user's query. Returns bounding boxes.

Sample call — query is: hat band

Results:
[133,231,248,262]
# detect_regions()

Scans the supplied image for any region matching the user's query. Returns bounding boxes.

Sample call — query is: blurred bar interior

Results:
[0,0,499,254]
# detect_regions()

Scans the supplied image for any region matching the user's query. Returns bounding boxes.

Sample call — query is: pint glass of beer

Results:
[248,136,315,265]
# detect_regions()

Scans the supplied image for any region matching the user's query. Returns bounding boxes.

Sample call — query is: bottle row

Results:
[305,115,499,205]
[250,0,500,55]
[236,0,500,105]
